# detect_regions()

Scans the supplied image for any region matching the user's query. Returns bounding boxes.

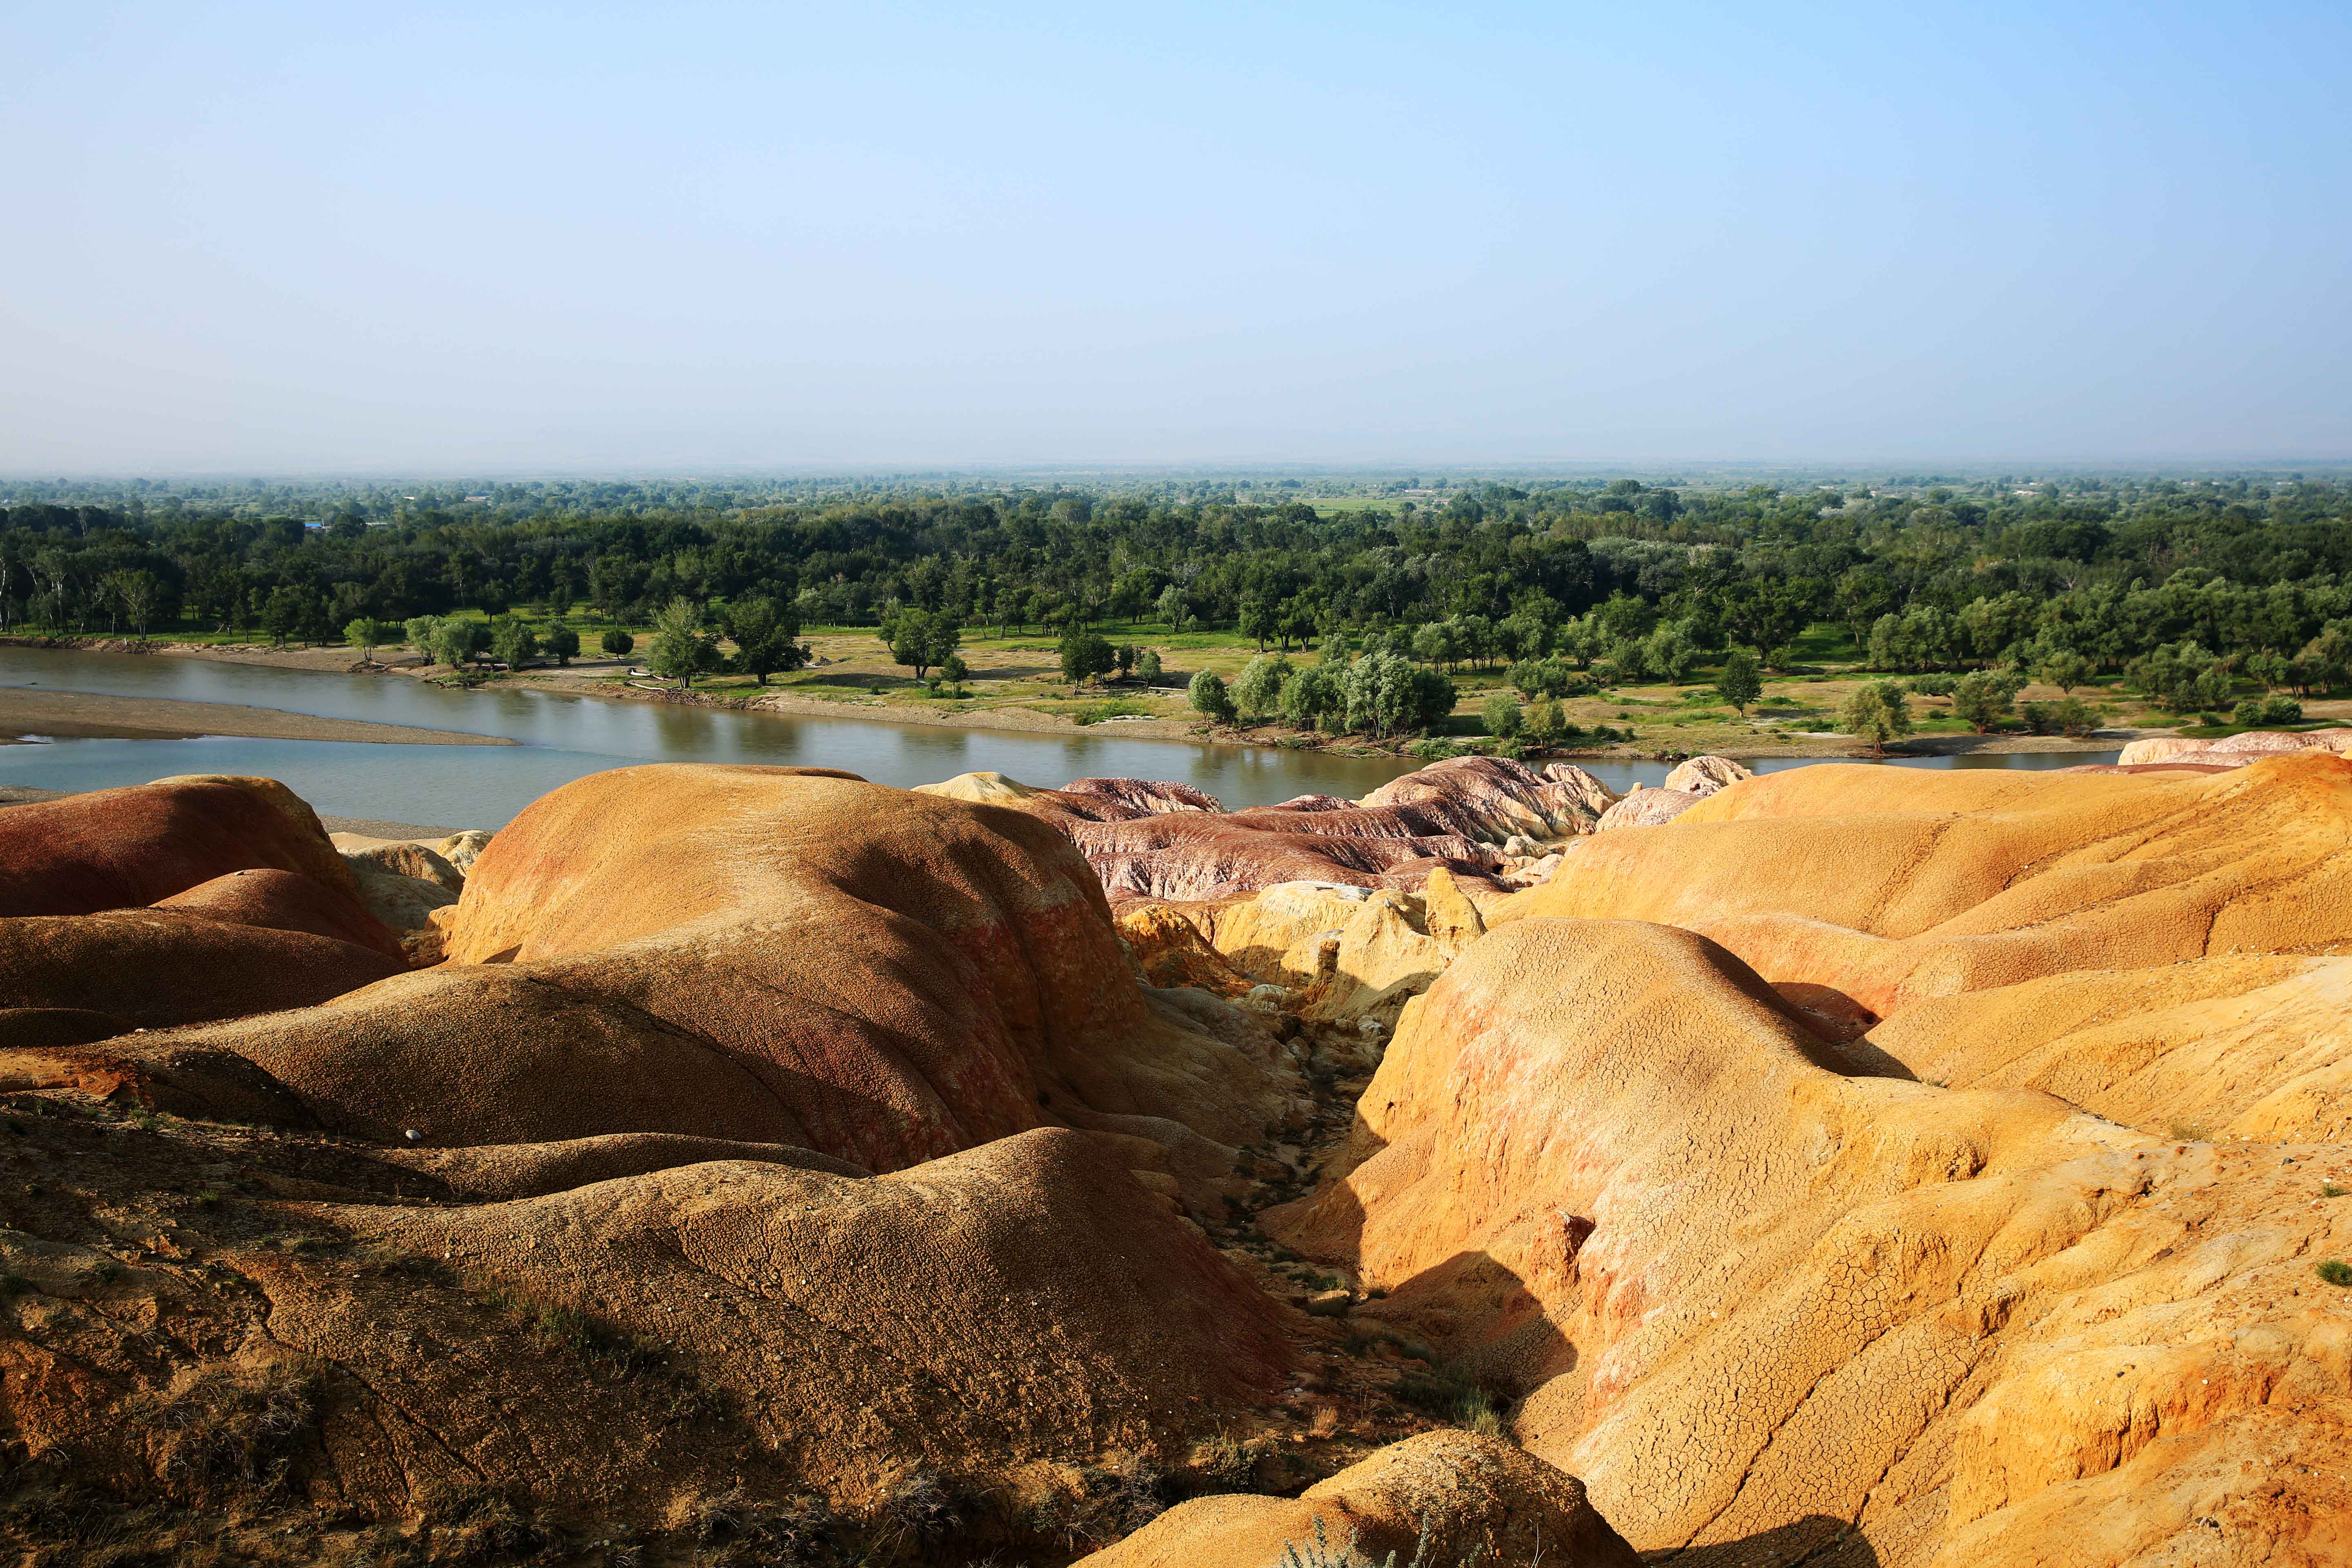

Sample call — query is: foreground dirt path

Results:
[0,687,513,746]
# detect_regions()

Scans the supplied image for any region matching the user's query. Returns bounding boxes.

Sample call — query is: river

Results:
[0,646,2118,830]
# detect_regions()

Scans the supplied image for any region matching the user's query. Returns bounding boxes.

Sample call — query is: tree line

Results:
[7,473,2352,725]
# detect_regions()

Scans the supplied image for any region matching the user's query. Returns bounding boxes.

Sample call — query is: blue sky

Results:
[2,2,2346,471]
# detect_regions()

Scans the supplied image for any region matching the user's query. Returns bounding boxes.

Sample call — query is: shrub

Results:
[601,628,634,657]
[2232,693,2302,727]
[133,1361,320,1499]
[418,1484,555,1561]
[1136,647,1163,684]
[1906,673,1956,697]
[1480,692,1523,738]
[873,1467,958,1554]
[1393,1365,1512,1442]
[2318,1260,2352,1287]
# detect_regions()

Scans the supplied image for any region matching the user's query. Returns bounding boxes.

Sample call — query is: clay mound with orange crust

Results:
[1499,752,2352,1020]
[0,904,404,1029]
[0,777,410,1029]
[303,1128,1296,1510]
[1076,1430,1638,1568]
[156,865,408,959]
[1265,917,2352,1566]
[0,1110,1300,1549]
[79,765,1303,1203]
[0,775,374,918]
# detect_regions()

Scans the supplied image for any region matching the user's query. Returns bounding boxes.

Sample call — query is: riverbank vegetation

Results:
[7,470,2352,751]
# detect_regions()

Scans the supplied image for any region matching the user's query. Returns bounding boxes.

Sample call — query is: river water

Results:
[0,646,2118,830]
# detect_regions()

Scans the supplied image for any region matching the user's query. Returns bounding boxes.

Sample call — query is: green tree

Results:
[882,606,960,681]
[102,569,165,641]
[1154,583,1186,630]
[649,599,719,688]
[1481,691,1523,739]
[1713,647,1763,715]
[489,617,539,671]
[544,625,580,666]
[1188,669,1236,724]
[1059,625,1116,686]
[601,628,635,658]
[1238,593,1277,650]
[1949,668,2025,733]
[1839,679,1914,756]
[728,596,806,685]
[2127,641,2234,714]
[1233,653,1292,720]
[2037,647,2095,694]
[1609,635,1655,684]
[2297,625,2350,694]
[1510,656,1577,700]
[432,618,489,670]
[1278,663,1345,730]
[1343,650,1455,738]
[1644,620,1702,684]
[1523,696,1567,745]
[260,585,312,646]
[344,617,398,661]
[2244,650,2291,693]
[1136,647,1163,684]
[403,615,442,655]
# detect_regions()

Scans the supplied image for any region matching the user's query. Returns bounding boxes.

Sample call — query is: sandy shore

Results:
[0,687,513,746]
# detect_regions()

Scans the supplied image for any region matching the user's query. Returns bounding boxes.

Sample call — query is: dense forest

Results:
[8,473,2352,714]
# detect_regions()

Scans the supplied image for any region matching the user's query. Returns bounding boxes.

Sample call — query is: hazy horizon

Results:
[7,3,2348,472]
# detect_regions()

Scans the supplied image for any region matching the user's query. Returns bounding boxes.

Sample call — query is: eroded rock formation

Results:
[44,764,1304,1209]
[928,755,1622,905]
[1265,915,2352,1564]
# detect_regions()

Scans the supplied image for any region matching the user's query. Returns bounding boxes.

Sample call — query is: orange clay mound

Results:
[1862,955,2352,1143]
[0,778,407,1029]
[0,775,371,918]
[0,903,403,1029]
[1497,752,2352,1020]
[155,865,408,959]
[1075,1430,1637,1568]
[323,1129,1294,1508]
[1263,917,2352,1566]
[0,1116,1297,1551]
[75,765,1302,1202]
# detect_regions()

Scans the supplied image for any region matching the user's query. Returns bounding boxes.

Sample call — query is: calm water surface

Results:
[0,646,2118,829]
